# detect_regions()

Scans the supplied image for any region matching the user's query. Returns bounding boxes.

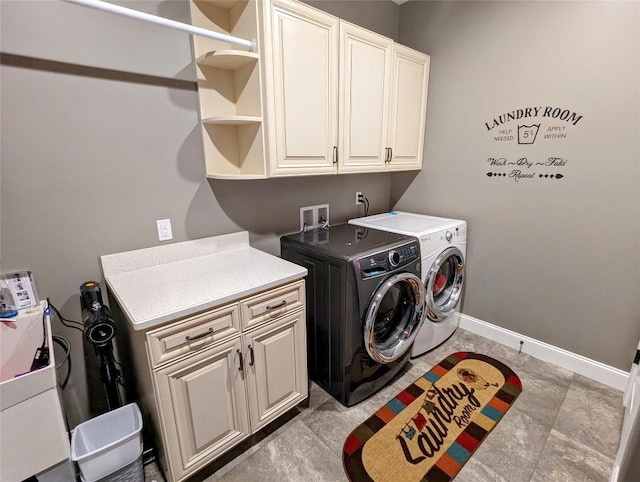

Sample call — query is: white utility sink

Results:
[0,303,70,482]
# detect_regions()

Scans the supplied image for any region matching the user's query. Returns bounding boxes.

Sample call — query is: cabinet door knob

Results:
[388,147,393,163]
[333,146,338,164]
[248,345,255,366]
[237,349,244,372]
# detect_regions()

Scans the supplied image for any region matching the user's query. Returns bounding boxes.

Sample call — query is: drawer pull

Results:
[237,349,244,371]
[185,327,214,342]
[266,300,287,310]
[248,345,255,366]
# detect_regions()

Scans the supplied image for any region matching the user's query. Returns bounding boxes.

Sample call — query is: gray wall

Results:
[304,0,399,40]
[393,0,640,370]
[0,0,398,427]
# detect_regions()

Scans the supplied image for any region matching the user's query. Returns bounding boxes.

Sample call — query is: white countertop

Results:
[100,232,307,331]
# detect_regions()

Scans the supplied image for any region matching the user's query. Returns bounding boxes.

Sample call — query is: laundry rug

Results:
[343,352,522,482]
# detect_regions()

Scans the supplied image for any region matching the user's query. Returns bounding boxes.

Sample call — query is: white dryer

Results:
[349,211,466,356]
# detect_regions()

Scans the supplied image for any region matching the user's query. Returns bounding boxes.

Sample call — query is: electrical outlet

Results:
[356,191,364,205]
[156,219,173,241]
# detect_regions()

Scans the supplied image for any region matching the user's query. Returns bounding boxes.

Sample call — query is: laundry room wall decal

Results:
[482,105,583,182]
[484,106,584,142]
[485,156,569,182]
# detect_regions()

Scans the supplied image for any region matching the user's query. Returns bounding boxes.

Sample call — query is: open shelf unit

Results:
[190,0,267,178]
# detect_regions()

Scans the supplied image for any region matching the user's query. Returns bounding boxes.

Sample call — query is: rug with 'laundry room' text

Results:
[342,352,522,482]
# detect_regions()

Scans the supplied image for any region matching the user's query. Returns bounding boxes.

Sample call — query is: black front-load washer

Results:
[281,223,425,406]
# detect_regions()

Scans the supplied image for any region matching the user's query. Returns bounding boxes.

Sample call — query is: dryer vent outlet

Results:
[300,204,329,231]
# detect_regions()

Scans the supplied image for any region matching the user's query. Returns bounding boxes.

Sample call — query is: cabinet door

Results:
[244,309,308,431]
[388,44,430,171]
[154,337,249,481]
[338,21,392,173]
[269,0,339,176]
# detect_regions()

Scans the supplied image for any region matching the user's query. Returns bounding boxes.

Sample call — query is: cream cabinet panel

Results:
[240,280,305,331]
[269,0,339,176]
[388,44,430,171]
[244,309,307,431]
[155,337,250,481]
[338,22,392,173]
[147,303,241,367]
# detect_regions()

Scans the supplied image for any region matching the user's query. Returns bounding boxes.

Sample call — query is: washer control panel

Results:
[357,241,420,278]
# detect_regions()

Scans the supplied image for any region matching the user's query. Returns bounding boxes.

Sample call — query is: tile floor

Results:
[144,329,624,482]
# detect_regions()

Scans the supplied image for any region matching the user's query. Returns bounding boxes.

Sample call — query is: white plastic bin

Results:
[71,403,143,482]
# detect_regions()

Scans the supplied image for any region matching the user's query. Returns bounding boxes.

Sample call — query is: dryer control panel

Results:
[419,222,467,257]
[357,241,420,278]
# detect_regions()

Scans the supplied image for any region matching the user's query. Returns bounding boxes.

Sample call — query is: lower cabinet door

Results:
[244,310,308,431]
[154,337,250,481]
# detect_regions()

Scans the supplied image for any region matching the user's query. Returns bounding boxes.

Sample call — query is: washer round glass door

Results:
[363,272,426,364]
[425,246,465,322]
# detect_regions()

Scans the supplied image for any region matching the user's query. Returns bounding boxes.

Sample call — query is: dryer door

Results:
[425,246,465,322]
[363,272,426,364]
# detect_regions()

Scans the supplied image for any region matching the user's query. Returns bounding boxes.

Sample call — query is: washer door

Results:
[363,272,426,364]
[425,246,465,322]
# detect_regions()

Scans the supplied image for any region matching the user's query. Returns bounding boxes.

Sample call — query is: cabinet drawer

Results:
[240,281,304,331]
[147,303,240,367]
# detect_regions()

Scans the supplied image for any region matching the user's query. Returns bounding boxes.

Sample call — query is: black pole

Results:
[97,342,121,410]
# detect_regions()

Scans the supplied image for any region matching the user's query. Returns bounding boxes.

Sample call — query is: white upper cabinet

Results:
[339,25,430,173]
[190,0,430,178]
[338,22,392,173]
[267,0,339,176]
[388,44,431,171]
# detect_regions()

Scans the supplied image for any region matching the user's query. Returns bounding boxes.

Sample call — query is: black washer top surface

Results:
[281,223,415,261]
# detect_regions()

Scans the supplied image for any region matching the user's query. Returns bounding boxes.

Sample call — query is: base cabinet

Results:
[154,337,250,481]
[245,310,307,430]
[125,280,307,482]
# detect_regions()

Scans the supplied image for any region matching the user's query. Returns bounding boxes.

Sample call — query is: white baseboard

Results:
[457,313,629,392]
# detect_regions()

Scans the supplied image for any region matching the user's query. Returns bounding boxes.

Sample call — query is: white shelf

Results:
[208,173,268,180]
[191,0,266,178]
[197,50,259,70]
[202,115,262,125]
[195,0,248,10]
